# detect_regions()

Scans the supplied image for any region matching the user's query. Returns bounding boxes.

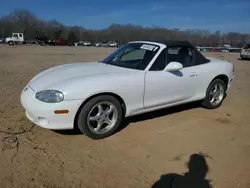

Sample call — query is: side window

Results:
[149,49,167,71]
[167,47,193,68]
[13,34,18,38]
[19,34,22,37]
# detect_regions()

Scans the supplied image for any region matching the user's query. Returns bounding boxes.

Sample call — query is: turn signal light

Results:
[54,110,69,114]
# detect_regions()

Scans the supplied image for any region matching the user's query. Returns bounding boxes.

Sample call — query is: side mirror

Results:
[165,61,183,71]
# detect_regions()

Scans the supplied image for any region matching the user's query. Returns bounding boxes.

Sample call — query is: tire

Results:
[40,41,45,46]
[201,79,226,109]
[8,41,14,46]
[77,95,124,139]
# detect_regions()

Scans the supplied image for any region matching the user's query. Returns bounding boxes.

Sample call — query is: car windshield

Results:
[101,43,160,70]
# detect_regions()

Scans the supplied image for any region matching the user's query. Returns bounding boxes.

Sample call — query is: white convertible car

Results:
[21,40,234,139]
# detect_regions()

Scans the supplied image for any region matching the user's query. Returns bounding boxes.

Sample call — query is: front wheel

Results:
[8,41,14,46]
[40,41,46,46]
[201,79,226,109]
[77,95,123,139]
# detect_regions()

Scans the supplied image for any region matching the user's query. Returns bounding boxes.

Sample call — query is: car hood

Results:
[29,62,132,91]
[5,37,12,41]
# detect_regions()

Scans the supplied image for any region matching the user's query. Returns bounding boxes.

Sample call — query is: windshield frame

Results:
[100,42,161,71]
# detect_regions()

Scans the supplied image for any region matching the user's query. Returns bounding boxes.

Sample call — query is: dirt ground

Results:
[0,45,250,188]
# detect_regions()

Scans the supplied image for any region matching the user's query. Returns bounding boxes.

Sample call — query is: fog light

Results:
[37,117,49,125]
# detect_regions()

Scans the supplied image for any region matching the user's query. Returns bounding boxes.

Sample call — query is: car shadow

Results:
[52,127,83,135]
[117,101,201,133]
[238,58,250,61]
[151,153,212,188]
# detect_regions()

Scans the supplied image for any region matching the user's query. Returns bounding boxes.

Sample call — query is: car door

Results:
[144,46,199,109]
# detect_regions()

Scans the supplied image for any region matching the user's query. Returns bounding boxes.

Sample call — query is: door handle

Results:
[189,73,198,77]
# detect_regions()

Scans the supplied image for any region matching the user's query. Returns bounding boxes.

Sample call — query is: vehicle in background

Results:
[78,41,92,46]
[197,46,241,53]
[0,38,4,43]
[93,41,118,47]
[23,39,38,45]
[221,49,229,53]
[93,42,100,47]
[209,48,221,52]
[5,33,24,45]
[223,44,231,48]
[240,43,250,60]
[109,41,118,47]
[47,40,56,46]
[35,36,51,46]
[97,42,110,47]
[228,47,242,53]
[54,39,73,46]
[196,47,211,52]
[83,41,91,46]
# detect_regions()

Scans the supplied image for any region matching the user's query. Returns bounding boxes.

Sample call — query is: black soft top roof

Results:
[144,40,210,64]
[147,40,194,47]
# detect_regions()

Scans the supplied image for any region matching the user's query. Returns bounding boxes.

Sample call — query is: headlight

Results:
[35,90,64,103]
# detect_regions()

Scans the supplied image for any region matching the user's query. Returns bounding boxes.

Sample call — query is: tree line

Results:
[0,9,249,47]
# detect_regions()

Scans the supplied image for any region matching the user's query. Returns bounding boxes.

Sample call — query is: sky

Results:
[0,0,250,33]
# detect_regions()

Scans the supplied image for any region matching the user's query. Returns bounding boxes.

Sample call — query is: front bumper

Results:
[20,85,83,130]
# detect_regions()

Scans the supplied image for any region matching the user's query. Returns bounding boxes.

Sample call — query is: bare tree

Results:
[5,9,38,38]
[0,9,249,47]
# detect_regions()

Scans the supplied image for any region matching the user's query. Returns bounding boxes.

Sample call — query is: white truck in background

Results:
[5,33,24,45]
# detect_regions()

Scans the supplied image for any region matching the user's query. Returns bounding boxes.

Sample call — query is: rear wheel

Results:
[201,79,226,109]
[77,95,123,139]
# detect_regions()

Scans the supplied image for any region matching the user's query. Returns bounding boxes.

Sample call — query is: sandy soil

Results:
[0,45,250,188]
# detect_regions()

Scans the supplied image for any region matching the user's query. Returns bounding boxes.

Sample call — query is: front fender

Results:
[54,72,145,116]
